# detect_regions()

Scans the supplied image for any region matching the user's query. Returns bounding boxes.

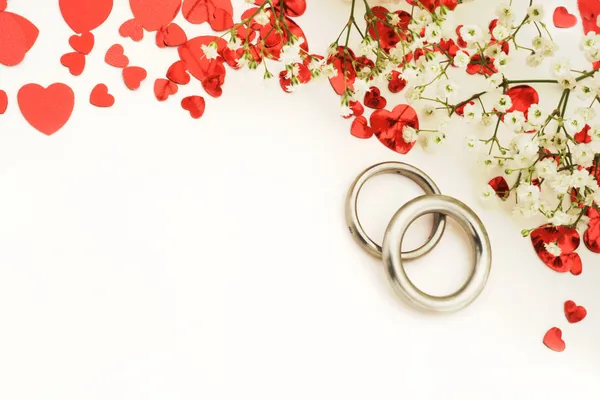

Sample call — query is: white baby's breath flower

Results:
[564,115,586,135]
[496,2,515,24]
[402,126,418,143]
[550,57,572,78]
[527,5,544,22]
[487,73,504,89]
[254,10,270,26]
[527,104,546,126]
[504,111,525,132]
[425,24,443,43]
[453,51,470,69]
[463,103,482,122]
[575,82,595,100]
[544,242,562,257]
[437,80,459,100]
[558,76,576,90]
[526,53,544,68]
[201,43,219,60]
[492,24,510,41]
[493,52,509,70]
[494,95,512,112]
[460,25,483,43]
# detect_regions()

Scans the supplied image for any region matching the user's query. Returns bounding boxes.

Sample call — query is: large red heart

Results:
[129,0,182,32]
[554,6,577,28]
[530,225,582,274]
[17,83,75,136]
[69,32,95,54]
[543,327,566,352]
[0,90,7,114]
[564,300,587,323]
[584,207,600,253]
[370,104,419,154]
[59,0,113,33]
[60,52,86,76]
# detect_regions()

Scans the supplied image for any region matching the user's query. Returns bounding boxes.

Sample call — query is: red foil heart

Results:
[350,116,373,139]
[584,207,600,253]
[364,87,387,110]
[564,300,587,323]
[181,95,206,119]
[129,0,182,32]
[530,225,582,274]
[554,6,577,28]
[59,0,113,33]
[488,177,510,200]
[579,0,600,33]
[167,61,191,85]
[506,85,539,117]
[17,83,75,135]
[370,104,419,154]
[69,32,95,54]
[154,78,179,101]
[543,327,566,352]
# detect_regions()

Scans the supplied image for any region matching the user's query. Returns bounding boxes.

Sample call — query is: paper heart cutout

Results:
[181,95,206,119]
[350,116,373,139]
[0,12,28,66]
[154,78,178,101]
[18,83,75,135]
[584,207,600,253]
[543,327,566,352]
[553,7,577,29]
[105,44,129,68]
[530,225,582,274]
[59,0,113,33]
[167,60,191,85]
[119,19,144,42]
[0,90,7,114]
[370,104,419,154]
[61,52,86,76]
[69,31,94,54]
[129,0,182,32]
[123,66,147,90]
[90,84,115,108]
[364,87,387,110]
[163,23,187,47]
[564,300,587,323]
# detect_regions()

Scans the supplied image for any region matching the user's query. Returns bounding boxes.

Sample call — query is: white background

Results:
[1,0,599,398]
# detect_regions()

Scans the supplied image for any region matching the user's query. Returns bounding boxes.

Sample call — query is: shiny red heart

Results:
[60,52,86,76]
[506,85,539,116]
[59,0,113,33]
[163,23,187,47]
[154,78,179,101]
[178,36,227,96]
[105,44,129,68]
[579,0,600,33]
[342,100,364,120]
[254,0,306,17]
[530,225,582,274]
[69,31,95,54]
[181,95,206,119]
[364,87,387,110]
[575,125,592,143]
[122,66,147,90]
[388,71,407,93]
[0,90,7,114]
[182,0,233,31]
[129,0,182,32]
[167,61,191,85]
[564,300,587,323]
[328,46,356,95]
[370,104,419,154]
[90,84,115,108]
[584,207,600,253]
[350,116,373,139]
[543,327,566,352]
[17,83,75,136]
[488,177,510,200]
[119,19,144,42]
[554,6,577,28]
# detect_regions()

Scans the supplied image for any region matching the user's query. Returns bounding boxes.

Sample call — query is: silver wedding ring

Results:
[346,162,492,313]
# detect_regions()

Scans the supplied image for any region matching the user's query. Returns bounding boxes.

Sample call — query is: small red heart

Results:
[388,70,407,93]
[553,7,578,28]
[166,60,190,85]
[155,26,167,48]
[90,84,115,108]
[123,66,147,90]
[530,225,582,274]
[564,300,587,323]
[364,87,387,110]
[370,104,419,154]
[0,90,7,114]
[163,23,187,47]
[105,44,129,68]
[119,19,144,42]
[154,78,178,101]
[69,31,95,54]
[488,176,510,200]
[181,95,206,119]
[60,52,86,76]
[350,116,373,139]
[17,83,75,135]
[543,327,566,352]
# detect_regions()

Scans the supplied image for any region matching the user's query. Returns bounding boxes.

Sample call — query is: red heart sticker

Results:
[167,60,191,85]
[543,327,566,352]
[18,83,75,136]
[364,87,387,110]
[530,225,582,274]
[69,31,95,54]
[553,6,578,28]
[61,52,86,76]
[163,23,187,47]
[90,84,115,108]
[370,104,419,154]
[154,78,178,101]
[181,95,206,119]
[564,300,587,323]
[59,0,113,33]
[123,66,147,90]
[0,90,7,114]
[350,116,373,139]
[129,0,182,32]
[105,44,129,68]
[119,19,144,42]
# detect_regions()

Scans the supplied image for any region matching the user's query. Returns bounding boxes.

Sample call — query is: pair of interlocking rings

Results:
[345,162,492,313]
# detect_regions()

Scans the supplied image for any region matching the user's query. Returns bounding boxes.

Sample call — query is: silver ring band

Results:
[382,195,492,312]
[345,162,446,260]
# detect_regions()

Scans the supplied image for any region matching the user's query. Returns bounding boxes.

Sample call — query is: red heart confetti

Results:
[342,100,364,120]
[388,71,407,93]
[155,26,167,48]
[178,36,227,97]
[163,23,187,47]
[0,12,29,66]
[531,225,582,274]
[123,66,148,90]
[90,84,115,108]
[183,0,234,31]
[370,104,419,154]
[328,46,356,95]
[489,176,510,200]
[17,83,75,136]
[61,52,86,76]
[105,44,129,68]
[579,0,600,33]
[364,87,387,110]
[350,116,373,139]
[575,124,592,143]
[59,0,113,34]
[69,31,95,54]
[554,6,577,29]
[0,90,7,114]
[181,95,206,119]
[129,0,182,32]
[154,78,179,101]
[119,19,144,42]
[564,300,587,323]
[543,327,566,352]
[0,0,6,11]
[506,85,539,116]
[167,60,191,85]
[584,207,600,253]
